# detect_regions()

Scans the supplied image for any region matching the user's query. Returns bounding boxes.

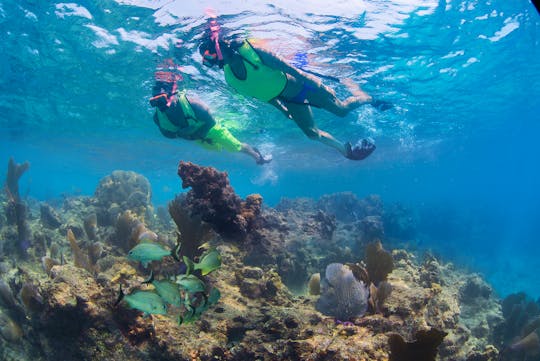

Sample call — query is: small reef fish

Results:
[176,274,205,294]
[114,285,167,315]
[143,271,182,307]
[184,249,222,276]
[207,287,221,306]
[178,287,221,326]
[127,242,178,268]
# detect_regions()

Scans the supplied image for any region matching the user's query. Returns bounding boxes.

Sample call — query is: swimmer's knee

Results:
[303,128,321,140]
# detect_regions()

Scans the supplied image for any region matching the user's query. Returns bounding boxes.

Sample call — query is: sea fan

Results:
[316,263,369,320]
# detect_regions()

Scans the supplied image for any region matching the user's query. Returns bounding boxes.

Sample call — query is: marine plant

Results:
[308,239,395,320]
[67,228,98,275]
[495,292,540,358]
[365,240,394,286]
[388,328,447,361]
[168,194,212,259]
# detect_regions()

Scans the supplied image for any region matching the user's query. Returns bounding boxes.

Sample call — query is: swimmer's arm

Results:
[184,98,216,139]
[251,43,318,82]
[153,112,177,139]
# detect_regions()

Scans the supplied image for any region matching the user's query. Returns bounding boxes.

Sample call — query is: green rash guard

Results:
[155,92,205,138]
[154,92,242,153]
[223,40,287,102]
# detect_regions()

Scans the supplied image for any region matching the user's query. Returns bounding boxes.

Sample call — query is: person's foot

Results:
[345,139,376,160]
[341,78,372,103]
[254,148,272,165]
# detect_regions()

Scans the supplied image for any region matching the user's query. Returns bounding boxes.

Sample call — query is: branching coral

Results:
[4,158,32,257]
[5,158,29,202]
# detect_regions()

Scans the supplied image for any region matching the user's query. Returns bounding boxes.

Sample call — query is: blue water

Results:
[1,0,539,298]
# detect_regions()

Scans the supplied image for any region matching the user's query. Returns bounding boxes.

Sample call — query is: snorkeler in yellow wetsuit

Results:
[198,19,376,161]
[149,64,271,165]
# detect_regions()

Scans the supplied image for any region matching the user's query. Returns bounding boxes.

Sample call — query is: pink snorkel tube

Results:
[209,19,223,62]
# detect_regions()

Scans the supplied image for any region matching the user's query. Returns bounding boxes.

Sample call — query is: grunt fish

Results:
[143,271,183,307]
[182,250,221,276]
[127,242,173,268]
[114,285,167,315]
[176,274,205,294]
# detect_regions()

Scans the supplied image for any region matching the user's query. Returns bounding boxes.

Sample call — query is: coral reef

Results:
[0,162,512,360]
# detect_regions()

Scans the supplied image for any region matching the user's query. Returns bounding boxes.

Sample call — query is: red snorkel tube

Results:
[209,19,223,63]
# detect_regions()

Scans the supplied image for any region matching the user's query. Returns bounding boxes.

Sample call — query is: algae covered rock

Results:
[177,161,263,239]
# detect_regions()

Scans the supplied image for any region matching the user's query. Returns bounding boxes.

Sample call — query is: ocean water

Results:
[1,0,539,304]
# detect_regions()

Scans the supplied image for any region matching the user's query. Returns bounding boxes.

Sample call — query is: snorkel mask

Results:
[150,59,183,110]
[199,19,224,68]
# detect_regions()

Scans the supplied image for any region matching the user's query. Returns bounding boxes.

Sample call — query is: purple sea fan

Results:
[316,263,369,321]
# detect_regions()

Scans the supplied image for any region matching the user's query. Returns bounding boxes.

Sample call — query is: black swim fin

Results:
[345,139,376,161]
[371,99,393,111]
[531,0,539,14]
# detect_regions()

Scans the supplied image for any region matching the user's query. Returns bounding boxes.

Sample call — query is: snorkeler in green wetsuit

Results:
[149,65,271,165]
[198,19,376,161]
